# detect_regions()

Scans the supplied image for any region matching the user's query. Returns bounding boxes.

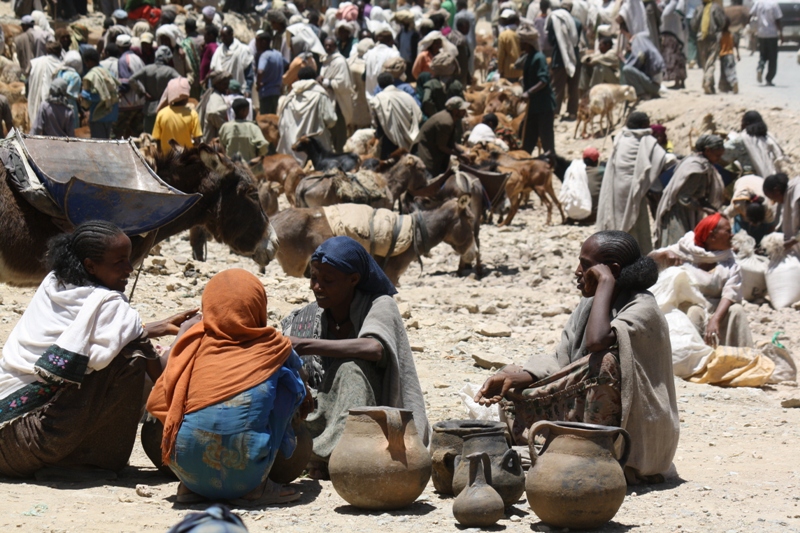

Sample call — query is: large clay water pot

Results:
[430,420,507,495]
[452,453,505,527]
[329,407,432,510]
[269,414,313,484]
[525,421,631,530]
[452,430,525,508]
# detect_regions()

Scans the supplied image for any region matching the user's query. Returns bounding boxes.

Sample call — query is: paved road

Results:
[729,46,800,110]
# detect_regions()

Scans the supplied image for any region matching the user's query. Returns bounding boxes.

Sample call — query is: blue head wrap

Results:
[311,237,398,296]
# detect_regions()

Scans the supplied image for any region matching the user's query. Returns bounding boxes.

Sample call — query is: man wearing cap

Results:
[421,52,464,118]
[139,32,156,65]
[363,28,400,101]
[374,57,420,106]
[129,45,180,133]
[104,9,132,49]
[371,72,422,159]
[497,11,522,82]
[117,33,146,139]
[211,25,255,94]
[597,112,666,254]
[197,71,231,143]
[517,24,556,155]
[413,96,468,177]
[547,0,582,121]
[320,37,355,150]
[14,15,48,76]
[202,6,223,28]
[218,98,269,161]
[655,133,726,247]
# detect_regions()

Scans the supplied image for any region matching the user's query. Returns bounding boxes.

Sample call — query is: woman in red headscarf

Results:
[650,213,753,348]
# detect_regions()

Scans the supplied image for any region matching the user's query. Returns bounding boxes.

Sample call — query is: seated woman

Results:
[475,231,679,484]
[146,269,308,505]
[282,236,430,480]
[723,110,786,178]
[722,174,777,245]
[0,221,195,479]
[763,172,800,252]
[651,214,753,348]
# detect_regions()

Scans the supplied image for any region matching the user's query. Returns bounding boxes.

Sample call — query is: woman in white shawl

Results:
[597,111,667,255]
[476,230,679,484]
[650,213,753,347]
[348,38,375,129]
[0,221,196,478]
[27,41,63,129]
[764,173,800,251]
[723,110,786,178]
[320,37,355,149]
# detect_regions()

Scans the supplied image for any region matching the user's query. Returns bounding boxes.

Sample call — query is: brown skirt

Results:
[503,351,622,446]
[0,350,146,478]
[661,32,687,82]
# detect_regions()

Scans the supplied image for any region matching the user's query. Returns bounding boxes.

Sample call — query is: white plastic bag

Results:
[650,266,708,312]
[558,160,592,220]
[758,341,798,383]
[763,233,800,309]
[458,383,500,421]
[733,231,768,302]
[664,309,713,378]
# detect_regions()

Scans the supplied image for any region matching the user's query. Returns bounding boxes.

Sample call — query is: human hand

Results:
[704,317,720,347]
[660,250,685,267]
[474,366,535,405]
[298,382,315,419]
[147,308,200,337]
[581,263,615,297]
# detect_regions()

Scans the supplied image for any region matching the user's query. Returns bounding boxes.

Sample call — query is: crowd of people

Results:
[0,0,796,516]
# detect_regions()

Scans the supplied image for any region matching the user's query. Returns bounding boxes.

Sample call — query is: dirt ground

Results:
[2,52,800,532]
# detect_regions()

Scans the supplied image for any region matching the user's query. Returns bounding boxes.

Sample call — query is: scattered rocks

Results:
[472,353,512,369]
[398,302,412,319]
[135,485,153,498]
[781,397,800,408]
[541,305,571,317]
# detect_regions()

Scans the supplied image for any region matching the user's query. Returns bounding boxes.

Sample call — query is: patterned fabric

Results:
[170,354,305,500]
[661,32,687,82]
[34,345,89,385]
[495,126,521,151]
[0,381,62,426]
[503,351,622,445]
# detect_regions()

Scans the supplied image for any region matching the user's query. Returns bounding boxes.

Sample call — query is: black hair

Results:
[104,42,120,58]
[589,230,659,291]
[221,25,234,34]
[429,13,446,29]
[103,17,114,29]
[46,221,126,287]
[746,199,766,225]
[599,36,613,47]
[482,112,498,129]
[205,25,219,39]
[456,0,467,9]
[377,72,394,88]
[742,110,768,136]
[185,17,197,32]
[307,9,320,24]
[763,172,789,195]
[456,18,470,32]
[298,66,316,80]
[584,157,598,167]
[540,0,551,11]
[81,47,101,65]
[626,111,649,129]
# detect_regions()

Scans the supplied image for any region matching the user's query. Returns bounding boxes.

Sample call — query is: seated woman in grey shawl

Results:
[282,236,430,480]
[654,134,726,248]
[475,231,679,484]
[650,213,753,348]
[723,111,786,178]
[763,172,800,252]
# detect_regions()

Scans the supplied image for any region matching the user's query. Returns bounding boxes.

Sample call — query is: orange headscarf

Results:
[147,269,292,465]
[694,212,722,248]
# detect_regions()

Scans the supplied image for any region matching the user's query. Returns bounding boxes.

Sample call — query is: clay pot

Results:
[269,414,313,484]
[329,407,432,510]
[430,420,507,495]
[452,453,505,527]
[452,430,525,508]
[525,421,631,530]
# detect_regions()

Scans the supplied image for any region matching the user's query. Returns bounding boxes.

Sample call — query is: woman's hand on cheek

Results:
[583,264,615,295]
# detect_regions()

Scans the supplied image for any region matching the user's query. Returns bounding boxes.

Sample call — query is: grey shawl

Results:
[597,127,666,234]
[740,131,784,179]
[654,153,724,243]
[283,291,430,446]
[523,290,679,477]
[782,177,800,240]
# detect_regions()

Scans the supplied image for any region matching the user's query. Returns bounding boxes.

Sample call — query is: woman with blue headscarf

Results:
[282,236,430,480]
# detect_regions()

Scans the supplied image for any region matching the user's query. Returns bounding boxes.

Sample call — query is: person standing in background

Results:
[750,0,782,86]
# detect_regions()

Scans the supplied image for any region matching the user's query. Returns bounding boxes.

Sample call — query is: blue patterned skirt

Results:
[170,353,305,500]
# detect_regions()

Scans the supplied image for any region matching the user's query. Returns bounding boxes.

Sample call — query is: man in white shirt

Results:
[363,28,400,102]
[750,0,782,85]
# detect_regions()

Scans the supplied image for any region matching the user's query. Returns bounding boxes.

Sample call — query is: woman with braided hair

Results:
[0,221,197,479]
[476,230,679,484]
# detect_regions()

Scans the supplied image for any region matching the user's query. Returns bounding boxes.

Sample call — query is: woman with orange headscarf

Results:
[146,269,308,505]
[650,213,753,348]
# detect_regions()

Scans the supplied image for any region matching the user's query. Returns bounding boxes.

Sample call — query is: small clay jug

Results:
[525,421,631,530]
[452,452,505,527]
[329,407,432,510]
[452,431,525,508]
[430,420,507,495]
[269,414,313,484]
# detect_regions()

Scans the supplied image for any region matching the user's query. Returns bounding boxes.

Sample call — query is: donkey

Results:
[0,145,268,285]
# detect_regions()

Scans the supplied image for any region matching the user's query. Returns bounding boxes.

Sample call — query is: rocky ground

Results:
[1,52,800,533]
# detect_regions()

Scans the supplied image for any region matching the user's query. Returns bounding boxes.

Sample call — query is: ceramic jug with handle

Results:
[452,452,505,527]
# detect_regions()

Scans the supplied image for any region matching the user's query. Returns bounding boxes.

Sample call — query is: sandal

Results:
[306,460,329,481]
[229,479,301,507]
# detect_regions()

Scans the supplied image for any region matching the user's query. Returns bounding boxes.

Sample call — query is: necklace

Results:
[330,314,350,331]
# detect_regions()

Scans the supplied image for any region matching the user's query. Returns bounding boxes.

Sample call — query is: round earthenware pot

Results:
[452,452,505,527]
[452,430,525,508]
[269,414,313,484]
[430,419,507,495]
